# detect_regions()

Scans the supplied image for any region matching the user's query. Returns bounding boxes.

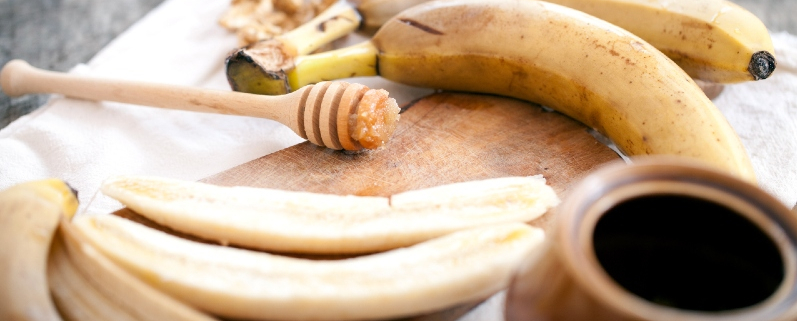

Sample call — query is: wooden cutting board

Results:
[117,92,620,321]
[201,92,620,230]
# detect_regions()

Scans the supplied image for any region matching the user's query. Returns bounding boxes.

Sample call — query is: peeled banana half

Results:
[0,179,77,321]
[274,0,755,182]
[47,220,217,321]
[101,175,559,254]
[70,214,545,321]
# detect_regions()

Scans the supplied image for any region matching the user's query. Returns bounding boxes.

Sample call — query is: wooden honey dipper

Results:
[0,60,400,151]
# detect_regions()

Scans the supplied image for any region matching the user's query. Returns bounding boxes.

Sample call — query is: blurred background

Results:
[1,0,795,129]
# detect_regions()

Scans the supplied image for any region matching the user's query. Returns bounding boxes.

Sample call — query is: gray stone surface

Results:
[733,0,796,35]
[0,0,165,128]
[0,0,794,128]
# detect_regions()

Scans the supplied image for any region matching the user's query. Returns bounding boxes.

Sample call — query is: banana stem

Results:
[280,0,362,56]
[748,51,777,81]
[288,41,379,92]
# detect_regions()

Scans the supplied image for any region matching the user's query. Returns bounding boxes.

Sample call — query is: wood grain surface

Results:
[201,92,621,230]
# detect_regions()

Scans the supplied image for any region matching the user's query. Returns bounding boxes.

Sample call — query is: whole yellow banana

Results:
[356,0,432,30]
[544,0,776,82]
[285,0,756,182]
[0,179,78,321]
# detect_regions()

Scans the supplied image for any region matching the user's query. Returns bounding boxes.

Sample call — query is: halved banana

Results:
[71,215,545,321]
[47,221,218,321]
[0,179,77,321]
[48,234,141,321]
[101,175,559,254]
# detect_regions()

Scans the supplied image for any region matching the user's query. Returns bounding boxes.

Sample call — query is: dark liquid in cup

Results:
[593,195,784,311]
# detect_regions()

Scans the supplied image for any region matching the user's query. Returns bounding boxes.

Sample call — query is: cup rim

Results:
[555,157,797,321]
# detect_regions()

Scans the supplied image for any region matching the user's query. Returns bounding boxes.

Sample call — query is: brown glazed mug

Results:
[505,157,797,321]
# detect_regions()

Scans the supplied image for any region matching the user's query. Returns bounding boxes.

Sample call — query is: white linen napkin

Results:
[714,32,797,208]
[0,0,795,216]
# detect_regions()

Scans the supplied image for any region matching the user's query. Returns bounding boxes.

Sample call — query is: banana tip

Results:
[749,51,776,80]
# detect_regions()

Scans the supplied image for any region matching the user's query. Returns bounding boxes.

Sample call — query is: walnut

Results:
[219,0,339,46]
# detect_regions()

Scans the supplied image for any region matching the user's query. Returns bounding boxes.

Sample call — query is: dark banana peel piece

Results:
[226,41,292,96]
[225,0,362,96]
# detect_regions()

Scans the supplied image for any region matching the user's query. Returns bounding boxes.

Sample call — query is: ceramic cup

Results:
[505,157,797,321]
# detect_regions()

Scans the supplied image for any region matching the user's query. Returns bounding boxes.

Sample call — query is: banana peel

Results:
[226,43,294,95]
[0,179,77,321]
[226,0,362,95]
[48,220,218,321]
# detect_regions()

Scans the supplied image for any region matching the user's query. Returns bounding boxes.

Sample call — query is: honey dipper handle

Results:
[0,60,304,130]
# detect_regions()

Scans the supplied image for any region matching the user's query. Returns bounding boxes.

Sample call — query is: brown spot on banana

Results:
[398,18,444,35]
